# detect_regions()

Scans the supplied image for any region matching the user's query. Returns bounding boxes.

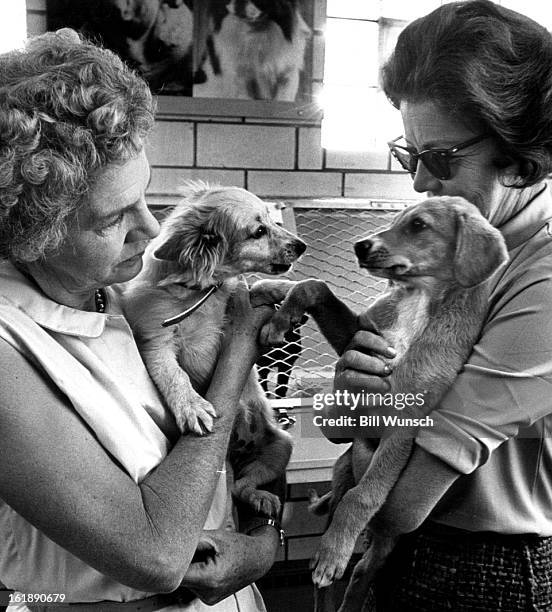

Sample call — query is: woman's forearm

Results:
[135,336,260,588]
[180,528,279,605]
[0,334,259,594]
[235,527,280,581]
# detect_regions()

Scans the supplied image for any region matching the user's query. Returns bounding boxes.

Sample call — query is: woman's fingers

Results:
[226,278,276,341]
[347,330,396,360]
[334,340,394,395]
[335,360,391,395]
[226,278,251,321]
[334,370,391,395]
[357,310,381,334]
[338,349,392,377]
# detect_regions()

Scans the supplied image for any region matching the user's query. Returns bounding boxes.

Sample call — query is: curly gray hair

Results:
[0,29,155,262]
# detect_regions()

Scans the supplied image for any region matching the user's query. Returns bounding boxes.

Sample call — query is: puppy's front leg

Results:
[142,338,217,435]
[261,280,360,355]
[249,279,297,307]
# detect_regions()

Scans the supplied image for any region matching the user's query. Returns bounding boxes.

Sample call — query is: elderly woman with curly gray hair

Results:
[0,29,279,612]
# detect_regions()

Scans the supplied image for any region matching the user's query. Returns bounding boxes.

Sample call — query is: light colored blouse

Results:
[0,261,264,611]
[418,185,552,534]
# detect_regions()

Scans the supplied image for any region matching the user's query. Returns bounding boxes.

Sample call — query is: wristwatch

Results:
[245,517,286,547]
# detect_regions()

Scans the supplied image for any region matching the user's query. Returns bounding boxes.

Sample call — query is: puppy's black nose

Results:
[354,239,373,261]
[294,239,307,256]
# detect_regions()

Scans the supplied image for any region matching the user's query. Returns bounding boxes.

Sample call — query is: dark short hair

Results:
[381,0,552,187]
[0,29,155,262]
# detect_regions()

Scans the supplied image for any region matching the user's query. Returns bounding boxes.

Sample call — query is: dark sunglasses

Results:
[387,134,489,180]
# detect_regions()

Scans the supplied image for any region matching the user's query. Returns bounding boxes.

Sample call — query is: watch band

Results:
[245,517,286,547]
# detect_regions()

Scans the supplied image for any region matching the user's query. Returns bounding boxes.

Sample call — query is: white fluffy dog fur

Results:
[123,182,306,514]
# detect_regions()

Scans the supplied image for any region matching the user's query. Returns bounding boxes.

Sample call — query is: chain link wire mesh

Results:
[252,205,406,404]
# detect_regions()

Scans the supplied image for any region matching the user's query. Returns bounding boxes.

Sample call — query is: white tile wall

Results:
[197,124,296,169]
[345,171,415,199]
[249,171,342,197]
[298,128,324,170]
[147,121,194,166]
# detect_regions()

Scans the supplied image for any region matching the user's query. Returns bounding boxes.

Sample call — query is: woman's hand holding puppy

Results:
[315,311,398,439]
[224,279,277,353]
[182,528,279,605]
[334,311,396,397]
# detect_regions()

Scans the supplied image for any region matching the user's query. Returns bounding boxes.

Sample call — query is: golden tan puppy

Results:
[252,196,508,610]
[124,182,306,515]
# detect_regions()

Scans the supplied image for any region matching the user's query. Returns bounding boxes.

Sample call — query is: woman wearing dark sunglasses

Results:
[333,1,552,610]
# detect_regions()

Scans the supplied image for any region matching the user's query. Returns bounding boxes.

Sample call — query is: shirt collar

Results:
[498,183,552,250]
[0,261,109,338]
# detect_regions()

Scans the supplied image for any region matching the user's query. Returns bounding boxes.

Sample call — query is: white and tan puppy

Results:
[123,182,306,514]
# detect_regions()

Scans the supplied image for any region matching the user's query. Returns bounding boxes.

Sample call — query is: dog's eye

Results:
[410,217,428,232]
[252,225,267,239]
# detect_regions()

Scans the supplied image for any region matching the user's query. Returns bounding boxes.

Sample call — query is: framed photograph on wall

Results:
[46,0,320,114]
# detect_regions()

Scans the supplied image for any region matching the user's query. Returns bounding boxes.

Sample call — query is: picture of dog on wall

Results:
[47,0,315,101]
[194,0,313,101]
[47,0,195,94]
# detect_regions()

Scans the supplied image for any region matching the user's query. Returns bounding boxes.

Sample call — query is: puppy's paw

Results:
[243,489,281,517]
[232,481,281,517]
[250,279,295,307]
[260,311,302,346]
[174,395,217,436]
[311,531,356,588]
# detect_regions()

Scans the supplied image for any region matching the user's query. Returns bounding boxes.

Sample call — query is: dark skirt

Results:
[373,522,552,612]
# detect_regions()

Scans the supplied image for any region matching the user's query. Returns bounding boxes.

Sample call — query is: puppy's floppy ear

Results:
[154,205,228,287]
[153,228,223,263]
[453,211,508,288]
[186,229,227,287]
[153,234,184,262]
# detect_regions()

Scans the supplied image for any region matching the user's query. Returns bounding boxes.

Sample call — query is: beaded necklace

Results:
[94,288,107,313]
